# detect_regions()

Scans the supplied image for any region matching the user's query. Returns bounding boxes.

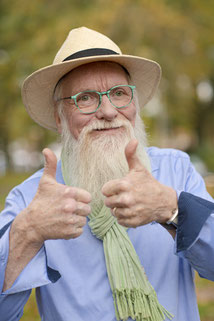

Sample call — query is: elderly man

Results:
[0,27,214,321]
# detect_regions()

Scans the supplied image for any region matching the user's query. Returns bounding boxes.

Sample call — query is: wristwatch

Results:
[166,208,179,228]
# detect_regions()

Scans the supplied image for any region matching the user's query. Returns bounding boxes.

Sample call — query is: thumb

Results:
[42,148,57,179]
[125,139,143,172]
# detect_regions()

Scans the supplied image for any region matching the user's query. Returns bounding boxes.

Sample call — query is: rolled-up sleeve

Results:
[178,213,214,281]
[0,222,12,293]
[0,192,61,294]
[175,160,214,281]
[0,187,61,320]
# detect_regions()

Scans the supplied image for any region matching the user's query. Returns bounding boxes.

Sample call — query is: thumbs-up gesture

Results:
[23,148,91,243]
[102,139,177,227]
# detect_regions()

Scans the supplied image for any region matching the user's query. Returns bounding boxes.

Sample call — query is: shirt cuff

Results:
[0,222,13,293]
[176,191,214,252]
[0,221,61,295]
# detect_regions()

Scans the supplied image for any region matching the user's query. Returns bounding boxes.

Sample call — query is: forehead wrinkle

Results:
[61,62,129,95]
[92,62,129,91]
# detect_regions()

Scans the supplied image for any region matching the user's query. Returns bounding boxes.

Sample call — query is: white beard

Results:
[60,113,151,207]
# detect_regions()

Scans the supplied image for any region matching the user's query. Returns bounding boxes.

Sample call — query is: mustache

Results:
[81,119,131,134]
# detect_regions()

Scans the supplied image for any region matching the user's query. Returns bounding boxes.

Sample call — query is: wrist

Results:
[156,186,178,223]
[13,208,44,247]
[161,187,178,238]
[164,187,178,226]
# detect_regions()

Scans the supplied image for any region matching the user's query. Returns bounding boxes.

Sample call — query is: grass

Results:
[0,172,40,320]
[196,274,214,321]
[199,303,214,321]
[21,289,40,321]
[1,171,214,320]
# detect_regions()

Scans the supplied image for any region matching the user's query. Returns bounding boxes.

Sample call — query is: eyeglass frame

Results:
[57,84,136,114]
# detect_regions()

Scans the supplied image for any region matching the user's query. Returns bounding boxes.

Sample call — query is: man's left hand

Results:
[102,139,177,228]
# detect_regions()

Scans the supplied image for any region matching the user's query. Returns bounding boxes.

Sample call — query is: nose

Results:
[95,94,118,121]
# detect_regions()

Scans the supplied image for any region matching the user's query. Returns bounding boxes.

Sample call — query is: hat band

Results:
[63,48,119,61]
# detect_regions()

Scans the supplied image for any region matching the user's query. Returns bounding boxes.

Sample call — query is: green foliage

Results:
[0,0,214,170]
[0,171,33,210]
[1,5,214,318]
[199,302,214,321]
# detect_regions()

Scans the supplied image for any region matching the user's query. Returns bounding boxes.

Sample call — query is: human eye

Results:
[76,92,96,106]
[115,88,125,96]
[77,93,90,102]
[111,86,128,98]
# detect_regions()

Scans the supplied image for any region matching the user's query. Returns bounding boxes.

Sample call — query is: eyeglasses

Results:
[57,84,136,114]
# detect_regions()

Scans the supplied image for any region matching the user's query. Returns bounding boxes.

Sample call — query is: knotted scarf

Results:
[61,160,173,321]
[88,204,173,321]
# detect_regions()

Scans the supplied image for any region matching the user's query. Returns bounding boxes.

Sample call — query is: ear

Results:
[54,109,62,134]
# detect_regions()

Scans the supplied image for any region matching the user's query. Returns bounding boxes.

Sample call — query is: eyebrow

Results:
[71,83,130,95]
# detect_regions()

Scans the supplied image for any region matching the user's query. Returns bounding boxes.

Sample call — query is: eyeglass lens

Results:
[75,85,133,113]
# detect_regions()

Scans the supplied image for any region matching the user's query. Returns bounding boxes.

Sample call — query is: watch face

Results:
[166,208,179,227]
[170,220,178,229]
[173,215,178,225]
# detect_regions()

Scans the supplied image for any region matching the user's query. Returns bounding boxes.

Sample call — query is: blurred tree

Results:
[0,0,214,170]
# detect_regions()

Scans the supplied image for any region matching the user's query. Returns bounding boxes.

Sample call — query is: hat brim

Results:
[22,54,161,131]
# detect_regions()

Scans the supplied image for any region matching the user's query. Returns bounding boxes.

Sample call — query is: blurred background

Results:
[0,0,213,320]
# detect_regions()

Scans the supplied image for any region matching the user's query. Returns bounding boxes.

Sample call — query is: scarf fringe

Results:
[62,151,174,321]
[113,288,174,321]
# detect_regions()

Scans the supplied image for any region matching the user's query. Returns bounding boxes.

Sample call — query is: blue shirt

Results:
[0,147,214,321]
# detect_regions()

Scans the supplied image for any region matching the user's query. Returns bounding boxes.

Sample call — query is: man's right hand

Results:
[19,148,92,244]
[3,148,91,292]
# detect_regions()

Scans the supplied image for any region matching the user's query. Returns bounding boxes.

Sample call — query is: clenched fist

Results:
[102,139,177,228]
[22,148,92,243]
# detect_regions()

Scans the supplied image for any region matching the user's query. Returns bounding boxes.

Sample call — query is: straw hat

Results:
[22,26,161,131]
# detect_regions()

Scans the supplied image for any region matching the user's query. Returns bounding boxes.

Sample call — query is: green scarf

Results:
[61,159,173,321]
[88,204,173,321]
